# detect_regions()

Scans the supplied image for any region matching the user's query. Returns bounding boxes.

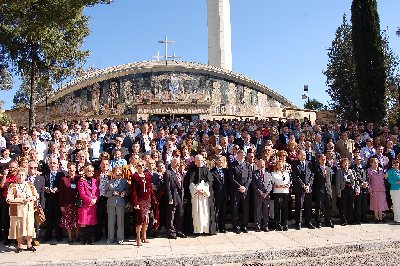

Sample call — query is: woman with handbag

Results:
[78,165,99,245]
[6,170,38,253]
[58,162,80,244]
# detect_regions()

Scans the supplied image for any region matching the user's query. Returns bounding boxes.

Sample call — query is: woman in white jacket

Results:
[271,160,291,231]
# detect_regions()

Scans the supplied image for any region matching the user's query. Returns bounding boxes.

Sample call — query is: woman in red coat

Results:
[78,165,99,245]
[132,160,158,246]
[59,162,80,244]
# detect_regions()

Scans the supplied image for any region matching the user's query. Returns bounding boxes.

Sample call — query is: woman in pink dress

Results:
[78,165,99,244]
[367,157,388,223]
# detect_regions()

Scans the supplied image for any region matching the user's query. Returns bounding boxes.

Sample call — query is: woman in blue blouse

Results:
[388,160,400,223]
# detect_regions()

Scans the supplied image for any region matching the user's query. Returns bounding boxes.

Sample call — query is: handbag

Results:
[34,206,46,224]
[74,197,83,208]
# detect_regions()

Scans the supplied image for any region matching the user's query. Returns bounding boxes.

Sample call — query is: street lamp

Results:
[302,85,310,108]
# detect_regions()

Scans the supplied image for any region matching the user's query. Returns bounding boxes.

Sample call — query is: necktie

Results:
[177,172,182,189]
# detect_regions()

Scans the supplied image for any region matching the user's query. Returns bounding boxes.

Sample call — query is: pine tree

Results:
[351,0,387,123]
[324,15,358,120]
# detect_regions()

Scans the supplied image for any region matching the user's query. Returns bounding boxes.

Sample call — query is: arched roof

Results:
[46,60,297,108]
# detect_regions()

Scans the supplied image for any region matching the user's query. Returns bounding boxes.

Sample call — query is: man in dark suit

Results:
[314,154,334,228]
[252,159,272,232]
[122,122,136,153]
[292,150,315,230]
[228,149,252,233]
[27,161,46,246]
[110,136,129,160]
[43,156,64,242]
[251,130,266,159]
[165,157,186,239]
[211,155,229,233]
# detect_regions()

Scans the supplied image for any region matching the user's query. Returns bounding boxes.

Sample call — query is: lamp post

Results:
[301,85,311,121]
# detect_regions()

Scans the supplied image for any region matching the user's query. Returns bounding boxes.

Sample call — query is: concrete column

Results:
[207,0,233,71]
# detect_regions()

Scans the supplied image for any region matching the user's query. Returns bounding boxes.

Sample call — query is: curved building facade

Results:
[42,61,297,121]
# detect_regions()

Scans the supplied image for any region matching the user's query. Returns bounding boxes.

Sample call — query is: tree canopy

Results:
[0,0,112,128]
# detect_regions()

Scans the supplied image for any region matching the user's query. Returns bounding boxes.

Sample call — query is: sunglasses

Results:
[137,164,145,168]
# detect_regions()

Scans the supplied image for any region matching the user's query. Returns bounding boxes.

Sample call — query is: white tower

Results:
[207,0,233,71]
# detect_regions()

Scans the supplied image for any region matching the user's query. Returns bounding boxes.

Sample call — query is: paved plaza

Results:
[1,223,399,266]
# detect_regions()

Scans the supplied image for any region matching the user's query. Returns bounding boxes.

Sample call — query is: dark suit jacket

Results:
[228,161,252,196]
[252,169,272,198]
[313,165,333,197]
[122,132,136,152]
[165,169,184,206]
[211,167,229,200]
[292,160,314,194]
[43,171,64,204]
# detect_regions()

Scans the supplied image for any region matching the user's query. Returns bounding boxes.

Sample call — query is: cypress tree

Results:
[351,0,387,123]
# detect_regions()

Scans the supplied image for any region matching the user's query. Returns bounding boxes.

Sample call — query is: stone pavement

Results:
[1,223,400,266]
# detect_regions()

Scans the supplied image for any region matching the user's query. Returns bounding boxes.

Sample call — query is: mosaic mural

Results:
[49,71,285,119]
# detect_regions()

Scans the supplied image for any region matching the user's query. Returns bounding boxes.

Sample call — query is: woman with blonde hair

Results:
[132,159,158,246]
[6,170,38,252]
[78,165,99,244]
[368,157,388,222]
[271,160,291,231]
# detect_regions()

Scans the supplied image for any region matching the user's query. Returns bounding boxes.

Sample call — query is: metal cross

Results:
[158,36,175,65]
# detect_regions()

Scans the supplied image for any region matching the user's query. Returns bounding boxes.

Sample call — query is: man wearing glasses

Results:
[27,161,45,246]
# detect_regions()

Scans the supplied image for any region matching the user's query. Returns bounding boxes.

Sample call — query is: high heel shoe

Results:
[136,238,142,246]
[141,239,149,243]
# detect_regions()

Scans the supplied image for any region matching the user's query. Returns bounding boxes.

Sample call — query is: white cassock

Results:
[189,180,210,233]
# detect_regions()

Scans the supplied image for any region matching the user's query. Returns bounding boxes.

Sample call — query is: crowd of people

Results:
[1,117,400,253]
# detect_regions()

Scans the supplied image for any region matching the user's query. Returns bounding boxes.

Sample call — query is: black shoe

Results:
[75,238,81,243]
[177,232,187,238]
[263,227,270,232]
[4,239,13,245]
[234,227,241,234]
[295,224,301,230]
[15,247,23,253]
[168,234,177,239]
[327,222,335,228]
[341,222,347,226]
[306,223,315,229]
[241,227,248,233]
[255,225,261,232]
[375,219,380,224]
[42,238,52,243]
[275,224,283,231]
[283,226,288,231]
[219,229,227,233]
[26,246,36,252]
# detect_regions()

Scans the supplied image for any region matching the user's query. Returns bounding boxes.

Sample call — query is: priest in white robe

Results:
[187,154,216,234]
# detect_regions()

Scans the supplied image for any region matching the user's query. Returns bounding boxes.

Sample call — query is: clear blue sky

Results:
[2,0,400,110]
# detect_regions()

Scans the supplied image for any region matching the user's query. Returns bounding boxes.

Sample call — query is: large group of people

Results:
[1,117,400,253]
